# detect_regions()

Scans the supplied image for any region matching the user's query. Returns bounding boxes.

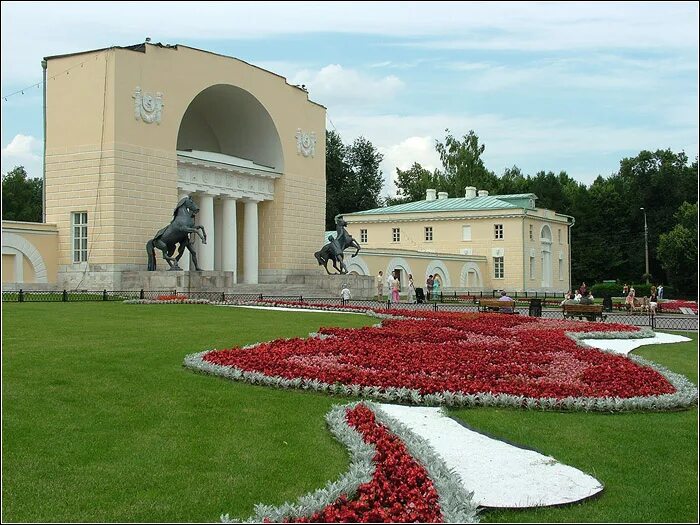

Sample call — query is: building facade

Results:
[3,42,327,289]
[339,187,574,294]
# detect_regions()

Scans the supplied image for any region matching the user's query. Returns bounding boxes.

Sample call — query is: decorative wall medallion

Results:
[133,86,164,124]
[295,128,316,157]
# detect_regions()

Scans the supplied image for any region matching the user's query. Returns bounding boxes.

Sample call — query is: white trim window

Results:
[462,225,471,241]
[559,258,564,280]
[494,224,504,240]
[558,228,562,244]
[360,228,368,243]
[424,226,433,241]
[72,211,88,263]
[529,255,535,280]
[494,256,504,279]
[529,224,533,240]
[392,227,401,242]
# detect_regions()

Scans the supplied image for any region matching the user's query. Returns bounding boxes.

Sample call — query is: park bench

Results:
[478,298,516,313]
[562,303,605,322]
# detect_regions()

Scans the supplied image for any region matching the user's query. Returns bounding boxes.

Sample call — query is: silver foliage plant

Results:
[220,401,478,523]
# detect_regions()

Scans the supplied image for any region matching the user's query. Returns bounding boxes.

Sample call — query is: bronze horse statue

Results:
[146,195,207,271]
[314,216,360,274]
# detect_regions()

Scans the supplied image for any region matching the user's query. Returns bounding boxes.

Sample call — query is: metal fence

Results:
[3,289,697,331]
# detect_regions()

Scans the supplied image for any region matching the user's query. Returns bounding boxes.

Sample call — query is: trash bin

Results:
[528,298,543,317]
[415,288,425,304]
[602,295,613,312]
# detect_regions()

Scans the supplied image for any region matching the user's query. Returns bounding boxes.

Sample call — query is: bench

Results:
[562,303,605,321]
[478,298,516,313]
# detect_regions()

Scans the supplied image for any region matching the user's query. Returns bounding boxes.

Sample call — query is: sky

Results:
[1,1,698,197]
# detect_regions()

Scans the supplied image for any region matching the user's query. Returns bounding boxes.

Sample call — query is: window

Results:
[529,256,535,280]
[360,229,367,243]
[558,228,562,244]
[493,256,504,279]
[424,226,433,241]
[529,225,533,240]
[72,212,88,263]
[462,225,472,241]
[392,228,400,242]
[494,224,503,239]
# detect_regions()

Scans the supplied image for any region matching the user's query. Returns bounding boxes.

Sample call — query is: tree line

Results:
[3,132,697,295]
[324,129,697,296]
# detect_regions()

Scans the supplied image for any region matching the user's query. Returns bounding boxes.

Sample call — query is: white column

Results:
[214,198,223,271]
[178,191,191,270]
[243,199,259,284]
[222,197,238,280]
[198,193,215,271]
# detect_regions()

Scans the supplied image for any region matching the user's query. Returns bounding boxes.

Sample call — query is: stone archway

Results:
[1,232,48,283]
[459,262,482,288]
[346,255,370,276]
[176,84,284,282]
[540,225,552,288]
[425,259,452,288]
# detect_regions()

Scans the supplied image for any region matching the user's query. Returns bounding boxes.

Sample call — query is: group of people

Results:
[623,283,662,313]
[561,282,595,305]
[376,271,433,303]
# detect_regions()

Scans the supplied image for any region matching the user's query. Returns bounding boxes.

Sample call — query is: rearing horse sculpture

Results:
[314,216,361,274]
[146,195,207,271]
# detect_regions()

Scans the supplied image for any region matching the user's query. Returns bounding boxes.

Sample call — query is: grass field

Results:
[2,303,697,522]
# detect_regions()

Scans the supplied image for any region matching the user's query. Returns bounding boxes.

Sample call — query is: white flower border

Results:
[123,298,211,304]
[221,401,478,523]
[184,310,698,412]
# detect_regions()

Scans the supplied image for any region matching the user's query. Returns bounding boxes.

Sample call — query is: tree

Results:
[434,129,499,197]
[325,131,352,230]
[324,131,384,230]
[346,136,384,212]
[657,202,698,296]
[387,162,440,205]
[2,166,42,222]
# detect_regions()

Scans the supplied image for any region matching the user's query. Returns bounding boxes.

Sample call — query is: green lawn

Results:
[2,304,697,522]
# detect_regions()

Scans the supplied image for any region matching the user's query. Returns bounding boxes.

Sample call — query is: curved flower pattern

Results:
[185,308,697,411]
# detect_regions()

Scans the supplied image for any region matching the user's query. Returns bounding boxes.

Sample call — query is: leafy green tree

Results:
[434,129,499,197]
[387,162,440,205]
[325,130,352,230]
[324,131,384,229]
[2,166,42,222]
[657,202,698,296]
[346,136,384,212]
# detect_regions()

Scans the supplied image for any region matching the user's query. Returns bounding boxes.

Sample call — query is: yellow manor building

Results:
[2,42,327,290]
[339,187,574,294]
[2,42,574,296]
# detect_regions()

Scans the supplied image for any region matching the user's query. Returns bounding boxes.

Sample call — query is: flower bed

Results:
[224,402,477,523]
[659,300,698,314]
[186,308,698,411]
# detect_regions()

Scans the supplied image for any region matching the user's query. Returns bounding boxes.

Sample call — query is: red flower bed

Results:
[204,311,675,400]
[660,300,698,314]
[157,294,189,301]
[292,404,442,523]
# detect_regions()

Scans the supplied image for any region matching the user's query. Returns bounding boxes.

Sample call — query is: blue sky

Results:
[1,1,697,196]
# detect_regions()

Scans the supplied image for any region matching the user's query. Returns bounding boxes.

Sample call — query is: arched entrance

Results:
[176,84,284,283]
[540,225,552,288]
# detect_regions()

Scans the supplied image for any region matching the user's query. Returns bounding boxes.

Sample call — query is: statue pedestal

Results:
[119,270,237,292]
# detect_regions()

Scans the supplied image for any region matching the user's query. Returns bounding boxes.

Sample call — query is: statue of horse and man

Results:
[146,195,207,271]
[314,216,361,274]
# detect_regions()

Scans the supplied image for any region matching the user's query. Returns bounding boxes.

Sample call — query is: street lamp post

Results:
[640,207,649,284]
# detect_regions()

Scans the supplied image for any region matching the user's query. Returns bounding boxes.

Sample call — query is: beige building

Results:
[339,187,574,294]
[3,41,327,289]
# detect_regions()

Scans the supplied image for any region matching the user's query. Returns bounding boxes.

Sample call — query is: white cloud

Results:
[380,137,440,196]
[290,64,403,107]
[1,134,43,178]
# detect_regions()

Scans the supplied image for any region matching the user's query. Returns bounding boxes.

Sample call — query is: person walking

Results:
[426,274,434,301]
[407,274,416,303]
[391,271,401,304]
[376,271,384,300]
